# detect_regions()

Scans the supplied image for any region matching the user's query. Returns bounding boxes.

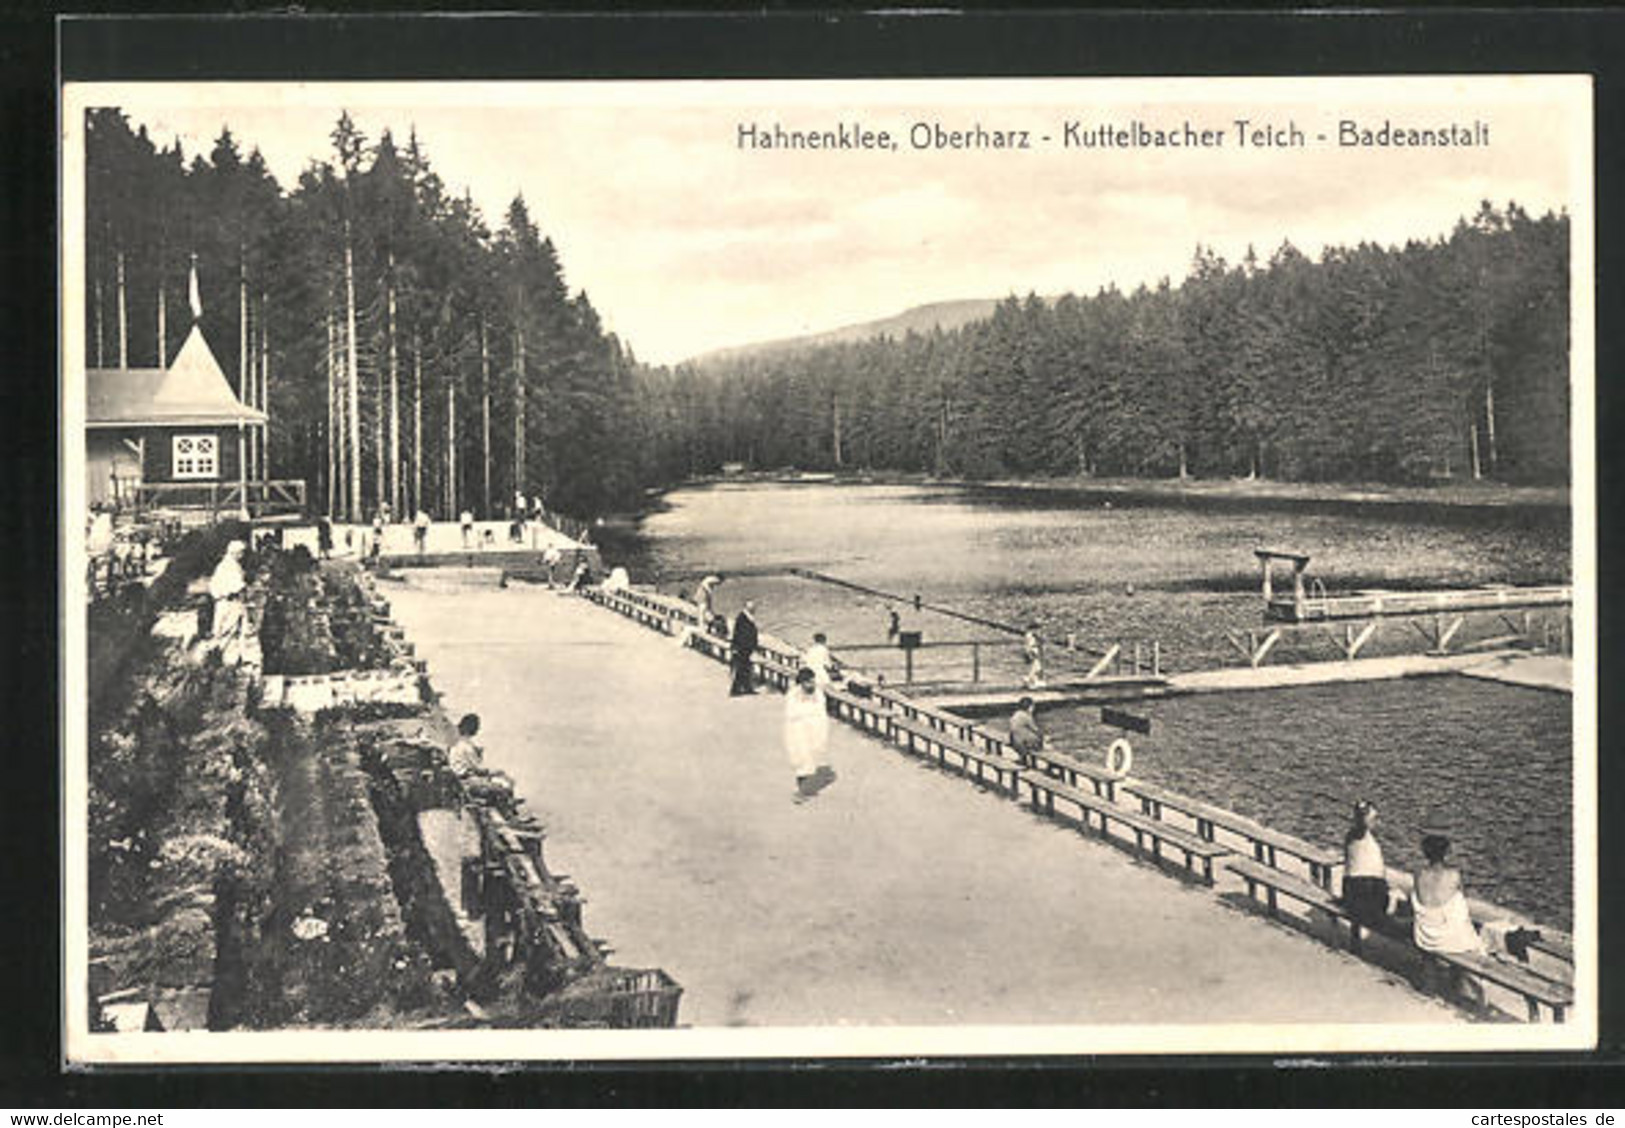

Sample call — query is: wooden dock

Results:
[1254,547,1570,623]
[564,581,1574,1024]
[1164,650,1524,695]
[918,648,1573,707]
[1267,584,1573,624]
[1458,652,1574,694]
[917,677,1166,715]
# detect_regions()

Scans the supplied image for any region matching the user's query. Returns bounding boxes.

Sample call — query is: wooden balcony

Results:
[132,479,307,519]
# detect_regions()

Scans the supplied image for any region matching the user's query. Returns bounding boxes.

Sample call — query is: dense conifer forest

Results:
[85,107,1571,522]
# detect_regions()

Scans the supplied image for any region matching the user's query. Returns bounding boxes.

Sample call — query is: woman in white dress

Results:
[784,667,836,802]
[208,540,248,662]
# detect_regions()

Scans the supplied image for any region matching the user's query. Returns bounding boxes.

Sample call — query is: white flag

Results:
[188,256,202,319]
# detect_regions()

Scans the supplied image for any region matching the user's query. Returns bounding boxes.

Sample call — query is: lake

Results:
[598,479,1574,928]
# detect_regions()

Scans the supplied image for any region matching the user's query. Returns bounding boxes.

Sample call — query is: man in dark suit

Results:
[730,600,760,696]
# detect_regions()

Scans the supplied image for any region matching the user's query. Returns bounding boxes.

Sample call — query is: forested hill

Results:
[690,298,1005,366]
[638,203,1569,487]
[84,107,648,522]
[84,105,1569,522]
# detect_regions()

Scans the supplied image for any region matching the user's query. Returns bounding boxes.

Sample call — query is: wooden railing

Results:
[581,579,1573,1020]
[134,479,307,518]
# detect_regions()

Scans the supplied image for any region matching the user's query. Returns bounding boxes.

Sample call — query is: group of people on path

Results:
[698,574,839,803]
[355,503,434,563]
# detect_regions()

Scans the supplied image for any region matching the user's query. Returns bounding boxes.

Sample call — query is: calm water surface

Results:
[601,481,1574,928]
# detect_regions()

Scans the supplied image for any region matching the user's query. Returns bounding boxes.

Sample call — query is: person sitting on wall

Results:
[1340,800,1390,927]
[447,713,513,805]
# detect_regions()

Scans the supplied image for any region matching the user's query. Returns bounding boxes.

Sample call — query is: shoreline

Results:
[627,470,1569,519]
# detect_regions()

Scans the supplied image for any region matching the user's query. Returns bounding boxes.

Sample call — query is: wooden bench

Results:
[1430,946,1574,1024]
[1529,931,1573,965]
[957,723,1126,799]
[885,697,978,744]
[890,713,1025,797]
[1024,748,1124,802]
[1225,857,1573,1023]
[1023,772,1230,884]
[826,687,894,738]
[1129,780,1341,888]
[1227,854,1370,952]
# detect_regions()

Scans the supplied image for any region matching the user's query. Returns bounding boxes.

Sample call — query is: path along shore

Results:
[386,577,1462,1029]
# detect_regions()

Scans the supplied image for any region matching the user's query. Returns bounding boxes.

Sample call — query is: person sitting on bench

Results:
[1008,696,1045,765]
[1341,799,1390,927]
[1411,832,1484,954]
[448,713,513,805]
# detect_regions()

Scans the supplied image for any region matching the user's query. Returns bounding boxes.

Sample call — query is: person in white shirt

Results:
[785,667,836,803]
[447,713,513,804]
[802,631,839,689]
[413,509,431,556]
[459,509,475,549]
[693,574,721,622]
[208,540,248,660]
[1021,623,1046,689]
[1341,799,1389,926]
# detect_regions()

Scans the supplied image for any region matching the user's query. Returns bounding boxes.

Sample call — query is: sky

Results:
[74,78,1588,366]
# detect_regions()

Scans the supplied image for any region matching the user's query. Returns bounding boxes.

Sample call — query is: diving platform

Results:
[917,676,1168,716]
[1255,549,1571,624]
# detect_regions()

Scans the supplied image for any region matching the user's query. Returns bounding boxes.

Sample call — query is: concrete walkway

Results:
[1459,652,1574,693]
[386,580,1461,1029]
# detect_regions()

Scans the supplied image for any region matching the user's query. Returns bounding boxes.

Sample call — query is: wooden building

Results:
[85,324,266,512]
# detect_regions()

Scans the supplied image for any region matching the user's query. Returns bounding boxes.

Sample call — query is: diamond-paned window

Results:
[172,434,219,480]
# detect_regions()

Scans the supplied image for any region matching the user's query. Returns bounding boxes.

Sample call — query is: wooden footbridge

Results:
[1256,548,1571,624]
[1235,549,1574,669]
[579,580,1575,1024]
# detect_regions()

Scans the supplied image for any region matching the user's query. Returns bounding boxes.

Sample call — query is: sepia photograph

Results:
[59,72,1595,1064]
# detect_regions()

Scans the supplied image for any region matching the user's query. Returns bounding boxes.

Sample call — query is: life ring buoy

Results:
[1105,737,1134,777]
